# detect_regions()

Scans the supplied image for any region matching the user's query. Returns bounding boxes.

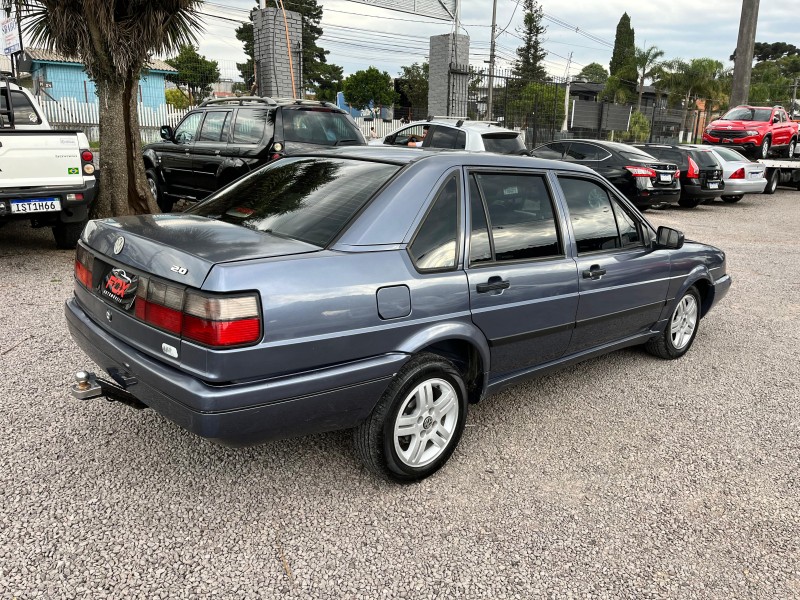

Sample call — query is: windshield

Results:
[722,107,772,122]
[482,133,526,154]
[281,109,365,146]
[188,157,399,247]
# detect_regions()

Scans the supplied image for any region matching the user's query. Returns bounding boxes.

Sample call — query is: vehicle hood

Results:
[82,213,321,288]
[709,119,767,130]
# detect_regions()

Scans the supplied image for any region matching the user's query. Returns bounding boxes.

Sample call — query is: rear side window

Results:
[482,133,525,154]
[565,142,604,160]
[282,109,364,146]
[409,175,459,271]
[530,142,566,159]
[428,127,463,149]
[189,157,399,247]
[233,108,274,144]
[0,90,42,125]
[198,111,230,142]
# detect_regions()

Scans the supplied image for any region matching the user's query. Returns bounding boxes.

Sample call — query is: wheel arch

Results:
[216,159,251,188]
[142,149,158,170]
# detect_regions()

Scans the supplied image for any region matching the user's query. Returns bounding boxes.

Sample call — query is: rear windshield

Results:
[692,150,720,168]
[188,157,399,247]
[0,90,43,125]
[722,107,771,122]
[282,108,365,146]
[482,133,526,154]
[713,147,748,162]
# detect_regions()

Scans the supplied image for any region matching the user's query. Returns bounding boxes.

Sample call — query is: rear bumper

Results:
[0,178,97,223]
[65,297,402,445]
[721,178,767,195]
[632,187,681,207]
[682,181,722,199]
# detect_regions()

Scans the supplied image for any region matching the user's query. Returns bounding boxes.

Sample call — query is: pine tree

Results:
[607,12,637,100]
[513,0,548,82]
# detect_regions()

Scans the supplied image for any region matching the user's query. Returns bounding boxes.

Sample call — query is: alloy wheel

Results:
[670,294,698,350]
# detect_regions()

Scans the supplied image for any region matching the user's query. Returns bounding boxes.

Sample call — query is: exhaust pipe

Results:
[71,370,148,410]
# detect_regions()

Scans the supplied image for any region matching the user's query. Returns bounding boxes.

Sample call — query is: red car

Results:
[703,105,797,159]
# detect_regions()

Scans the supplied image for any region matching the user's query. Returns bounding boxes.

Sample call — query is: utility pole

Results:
[730,0,760,106]
[486,0,497,120]
[792,78,798,119]
[561,52,572,132]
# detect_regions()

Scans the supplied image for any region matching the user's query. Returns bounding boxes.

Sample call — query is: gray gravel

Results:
[1,190,799,599]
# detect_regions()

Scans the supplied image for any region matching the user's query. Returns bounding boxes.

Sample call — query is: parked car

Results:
[67,148,731,482]
[687,145,766,203]
[1,76,98,249]
[530,139,680,209]
[702,104,798,159]
[142,96,366,212]
[376,117,529,155]
[633,144,724,208]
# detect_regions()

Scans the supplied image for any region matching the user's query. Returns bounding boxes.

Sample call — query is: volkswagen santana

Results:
[66,147,731,482]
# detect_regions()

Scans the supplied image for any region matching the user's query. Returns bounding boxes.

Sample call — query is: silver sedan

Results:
[694,145,767,203]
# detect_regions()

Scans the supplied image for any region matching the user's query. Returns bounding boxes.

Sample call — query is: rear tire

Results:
[146,168,174,213]
[678,196,701,208]
[785,138,796,158]
[354,352,468,482]
[721,195,743,203]
[645,286,701,360]
[764,169,779,195]
[53,220,86,249]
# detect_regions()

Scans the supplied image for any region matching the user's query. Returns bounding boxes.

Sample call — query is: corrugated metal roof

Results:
[23,48,177,72]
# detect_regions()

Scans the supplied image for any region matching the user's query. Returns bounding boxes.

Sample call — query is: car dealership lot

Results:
[1,191,798,598]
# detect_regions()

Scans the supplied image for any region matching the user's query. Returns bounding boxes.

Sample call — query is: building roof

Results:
[22,48,177,73]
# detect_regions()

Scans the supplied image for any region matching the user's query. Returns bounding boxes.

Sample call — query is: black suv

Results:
[143,97,366,212]
[633,144,724,208]
[530,140,680,209]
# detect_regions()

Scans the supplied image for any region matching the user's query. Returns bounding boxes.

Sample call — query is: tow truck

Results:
[759,153,800,194]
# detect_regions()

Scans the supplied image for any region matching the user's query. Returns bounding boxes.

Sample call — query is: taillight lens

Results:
[133,276,261,347]
[75,245,93,288]
[687,157,700,179]
[625,165,657,178]
[81,150,94,162]
[730,167,745,179]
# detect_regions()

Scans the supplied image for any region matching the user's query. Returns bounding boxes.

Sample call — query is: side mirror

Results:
[160,125,173,141]
[655,226,684,250]
[773,115,780,123]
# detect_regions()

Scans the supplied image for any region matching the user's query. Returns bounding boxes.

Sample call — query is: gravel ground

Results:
[1,190,799,599]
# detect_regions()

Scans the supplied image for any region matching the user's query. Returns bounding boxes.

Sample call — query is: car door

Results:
[556,175,672,353]
[161,111,202,196]
[775,109,791,147]
[465,169,579,377]
[191,110,233,197]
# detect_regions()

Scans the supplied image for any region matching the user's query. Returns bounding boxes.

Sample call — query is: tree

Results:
[607,12,637,101]
[342,67,396,113]
[659,58,725,139]
[575,62,608,83]
[23,0,202,217]
[165,88,190,110]
[397,62,428,115]
[513,0,547,82]
[234,19,254,85]
[634,45,665,112]
[314,63,343,103]
[165,45,220,104]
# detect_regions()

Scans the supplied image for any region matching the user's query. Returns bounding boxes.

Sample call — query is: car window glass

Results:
[282,109,363,146]
[482,133,526,154]
[565,142,603,161]
[0,90,42,125]
[559,177,620,253]
[391,125,427,146]
[714,147,747,162]
[198,111,230,142]
[612,199,642,247]
[468,176,492,265]
[174,112,203,144]
[189,157,399,247]
[409,175,459,271]
[693,150,720,168]
[723,107,771,121]
[474,172,560,262]
[456,130,466,150]
[233,108,273,144]
[428,127,460,149]
[530,142,566,159]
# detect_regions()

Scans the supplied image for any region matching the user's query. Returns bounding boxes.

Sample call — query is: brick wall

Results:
[253,8,303,98]
[427,34,470,117]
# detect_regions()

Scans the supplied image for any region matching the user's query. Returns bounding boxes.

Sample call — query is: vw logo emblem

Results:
[113,236,125,254]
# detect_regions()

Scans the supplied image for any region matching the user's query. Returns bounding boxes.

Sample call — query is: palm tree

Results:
[635,45,665,112]
[659,58,725,141]
[21,0,202,217]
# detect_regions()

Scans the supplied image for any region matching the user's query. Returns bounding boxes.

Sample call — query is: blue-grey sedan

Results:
[66,147,731,482]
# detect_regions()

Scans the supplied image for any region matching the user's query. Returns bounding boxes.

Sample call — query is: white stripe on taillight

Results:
[184,293,259,321]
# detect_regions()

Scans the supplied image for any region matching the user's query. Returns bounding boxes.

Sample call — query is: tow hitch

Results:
[71,370,148,410]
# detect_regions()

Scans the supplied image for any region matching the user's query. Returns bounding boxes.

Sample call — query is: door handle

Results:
[582,265,607,279]
[476,277,510,293]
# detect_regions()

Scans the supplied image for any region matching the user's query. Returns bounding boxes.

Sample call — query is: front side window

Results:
[188,157,400,247]
[409,175,459,271]
[469,172,560,263]
[174,112,203,144]
[198,111,230,142]
[389,125,428,146]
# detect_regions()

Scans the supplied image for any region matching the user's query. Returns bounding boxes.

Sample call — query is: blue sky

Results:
[197,0,796,81]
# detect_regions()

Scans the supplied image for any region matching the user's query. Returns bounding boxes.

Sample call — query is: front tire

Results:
[721,195,743,203]
[645,286,701,360]
[760,137,771,159]
[354,353,468,482]
[146,168,173,213]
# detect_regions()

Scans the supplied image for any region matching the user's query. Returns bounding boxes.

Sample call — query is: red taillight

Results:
[81,150,94,162]
[625,165,657,178]
[271,153,281,161]
[74,245,93,288]
[133,277,261,347]
[730,167,745,179]
[687,157,700,179]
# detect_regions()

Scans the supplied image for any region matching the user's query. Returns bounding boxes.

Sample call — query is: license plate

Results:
[100,267,139,311]
[748,172,763,180]
[659,174,672,183]
[708,181,719,189]
[10,198,61,214]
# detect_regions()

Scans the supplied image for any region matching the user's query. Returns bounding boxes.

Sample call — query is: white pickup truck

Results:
[1,74,98,248]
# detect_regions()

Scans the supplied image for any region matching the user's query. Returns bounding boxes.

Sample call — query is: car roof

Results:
[396,118,520,135]
[197,96,347,113]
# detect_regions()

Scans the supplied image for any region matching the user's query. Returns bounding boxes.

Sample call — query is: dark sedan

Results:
[66,148,731,482]
[633,144,725,208]
[530,139,681,209]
